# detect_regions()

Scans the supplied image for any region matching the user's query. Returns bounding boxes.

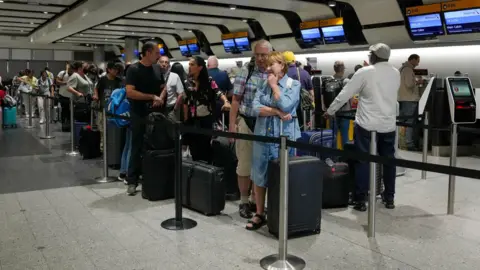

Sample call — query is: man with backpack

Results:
[229,40,271,218]
[93,61,122,152]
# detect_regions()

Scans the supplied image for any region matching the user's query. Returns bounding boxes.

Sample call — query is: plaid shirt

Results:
[233,65,268,117]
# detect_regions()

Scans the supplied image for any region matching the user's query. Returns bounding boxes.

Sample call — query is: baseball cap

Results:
[369,43,391,59]
[283,51,295,63]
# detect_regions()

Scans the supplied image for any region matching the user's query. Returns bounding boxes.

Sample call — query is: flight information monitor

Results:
[159,47,165,55]
[222,39,236,53]
[179,45,189,56]
[301,28,323,45]
[444,8,480,34]
[187,43,200,55]
[321,25,347,44]
[407,13,444,37]
[234,37,251,51]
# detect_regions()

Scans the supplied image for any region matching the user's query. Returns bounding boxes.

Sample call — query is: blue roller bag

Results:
[75,122,89,147]
[2,106,17,128]
[296,129,335,159]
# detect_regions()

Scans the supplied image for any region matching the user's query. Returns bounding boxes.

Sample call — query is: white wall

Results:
[176,44,480,87]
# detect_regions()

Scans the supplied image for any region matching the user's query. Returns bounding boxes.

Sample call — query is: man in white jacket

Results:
[325,43,401,212]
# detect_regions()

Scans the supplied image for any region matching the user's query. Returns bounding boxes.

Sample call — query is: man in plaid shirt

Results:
[229,40,272,218]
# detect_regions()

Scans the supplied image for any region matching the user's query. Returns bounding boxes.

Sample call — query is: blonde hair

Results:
[267,51,288,74]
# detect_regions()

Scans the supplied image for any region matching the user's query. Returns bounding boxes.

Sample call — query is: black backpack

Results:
[144,112,176,150]
[322,78,345,109]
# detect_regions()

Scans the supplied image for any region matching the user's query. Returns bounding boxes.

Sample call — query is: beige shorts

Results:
[235,116,253,177]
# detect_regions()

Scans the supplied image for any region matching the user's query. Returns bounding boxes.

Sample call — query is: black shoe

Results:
[127,184,137,196]
[381,193,395,209]
[353,202,367,212]
[239,203,253,219]
[248,201,257,213]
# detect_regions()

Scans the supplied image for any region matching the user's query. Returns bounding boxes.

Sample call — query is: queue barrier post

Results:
[96,104,116,183]
[66,98,80,157]
[368,131,377,238]
[447,123,458,215]
[24,93,34,129]
[39,95,55,139]
[161,123,197,230]
[421,112,429,179]
[260,135,306,270]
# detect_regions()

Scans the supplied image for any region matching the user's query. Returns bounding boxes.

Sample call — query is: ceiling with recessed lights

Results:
[0,0,461,59]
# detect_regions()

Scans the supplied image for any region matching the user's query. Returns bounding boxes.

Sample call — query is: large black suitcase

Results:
[182,159,225,216]
[144,112,175,151]
[78,126,101,160]
[142,149,175,201]
[322,161,351,208]
[267,156,323,237]
[107,122,126,169]
[211,135,239,201]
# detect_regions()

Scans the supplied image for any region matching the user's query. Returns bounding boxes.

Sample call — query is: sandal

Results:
[246,214,267,231]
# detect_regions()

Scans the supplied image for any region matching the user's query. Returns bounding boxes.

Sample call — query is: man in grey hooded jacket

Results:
[398,54,420,150]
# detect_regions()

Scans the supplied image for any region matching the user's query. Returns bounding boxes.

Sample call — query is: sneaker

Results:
[127,184,137,196]
[381,193,395,209]
[239,203,253,219]
[118,173,127,184]
[39,119,45,124]
[353,201,367,212]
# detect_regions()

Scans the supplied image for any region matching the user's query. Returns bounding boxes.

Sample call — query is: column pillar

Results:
[93,45,105,70]
[125,37,139,64]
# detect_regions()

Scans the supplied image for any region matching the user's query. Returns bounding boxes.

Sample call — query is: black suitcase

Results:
[267,156,323,237]
[322,161,351,208]
[144,112,175,151]
[211,116,239,201]
[78,126,101,159]
[182,159,225,216]
[107,122,126,169]
[142,149,175,201]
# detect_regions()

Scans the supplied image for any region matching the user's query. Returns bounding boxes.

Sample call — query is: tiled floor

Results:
[1,118,480,270]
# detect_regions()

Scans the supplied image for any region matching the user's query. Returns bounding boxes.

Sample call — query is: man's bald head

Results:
[207,56,219,69]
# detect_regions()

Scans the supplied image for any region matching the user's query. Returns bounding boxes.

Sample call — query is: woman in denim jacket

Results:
[246,51,301,230]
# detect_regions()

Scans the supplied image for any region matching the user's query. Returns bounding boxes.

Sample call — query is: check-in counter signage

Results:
[405,0,480,40]
[299,17,346,45]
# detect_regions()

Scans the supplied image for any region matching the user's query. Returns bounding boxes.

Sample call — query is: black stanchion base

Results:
[161,218,197,231]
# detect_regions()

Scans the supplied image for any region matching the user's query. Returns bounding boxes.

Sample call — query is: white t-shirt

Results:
[327,62,400,133]
[57,70,71,98]
[165,72,185,107]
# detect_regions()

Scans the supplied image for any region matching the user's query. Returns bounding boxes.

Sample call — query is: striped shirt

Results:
[233,65,268,117]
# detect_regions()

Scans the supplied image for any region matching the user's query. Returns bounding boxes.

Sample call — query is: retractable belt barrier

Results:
[107,111,480,270]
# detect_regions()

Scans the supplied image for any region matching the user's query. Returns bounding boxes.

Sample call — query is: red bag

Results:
[0,89,6,100]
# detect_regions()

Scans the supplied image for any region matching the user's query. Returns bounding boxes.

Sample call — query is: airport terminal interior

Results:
[2,0,480,269]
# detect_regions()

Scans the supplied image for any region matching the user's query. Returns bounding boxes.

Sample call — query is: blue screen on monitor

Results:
[444,9,480,34]
[179,45,189,56]
[407,13,444,37]
[187,44,200,55]
[301,28,323,45]
[234,37,251,51]
[321,25,347,44]
[223,39,236,53]
[159,47,165,55]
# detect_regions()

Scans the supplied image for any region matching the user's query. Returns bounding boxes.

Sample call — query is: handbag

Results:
[18,82,32,93]
[297,68,314,111]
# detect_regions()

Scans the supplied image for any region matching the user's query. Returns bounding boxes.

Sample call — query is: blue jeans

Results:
[399,101,418,148]
[120,127,132,175]
[354,125,396,202]
[338,118,350,149]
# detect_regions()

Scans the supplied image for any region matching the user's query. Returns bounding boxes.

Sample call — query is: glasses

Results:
[255,53,269,59]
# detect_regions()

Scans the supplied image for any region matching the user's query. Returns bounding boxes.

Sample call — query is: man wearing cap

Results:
[284,51,314,130]
[324,43,401,212]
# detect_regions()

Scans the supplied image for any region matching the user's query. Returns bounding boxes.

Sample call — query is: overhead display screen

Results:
[407,13,444,37]
[222,39,236,53]
[179,45,189,56]
[301,28,323,45]
[187,43,200,55]
[321,25,347,44]
[444,8,480,34]
[449,78,474,97]
[234,37,251,51]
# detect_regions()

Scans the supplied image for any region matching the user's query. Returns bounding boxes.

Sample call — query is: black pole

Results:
[161,122,197,230]
[174,123,183,221]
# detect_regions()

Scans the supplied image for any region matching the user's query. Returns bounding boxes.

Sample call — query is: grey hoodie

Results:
[398,61,419,102]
